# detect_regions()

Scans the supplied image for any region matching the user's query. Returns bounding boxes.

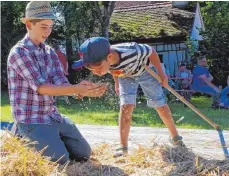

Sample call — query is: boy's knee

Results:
[155,105,170,113]
[81,144,91,159]
[71,143,91,162]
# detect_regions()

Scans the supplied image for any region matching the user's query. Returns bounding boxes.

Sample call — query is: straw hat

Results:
[21,1,57,24]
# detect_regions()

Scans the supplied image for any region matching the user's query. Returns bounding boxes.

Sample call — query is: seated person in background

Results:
[219,75,229,109]
[175,62,193,101]
[52,43,71,105]
[191,56,220,108]
[162,64,175,99]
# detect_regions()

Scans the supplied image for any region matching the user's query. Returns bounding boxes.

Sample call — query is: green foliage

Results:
[199,2,229,86]
[1,2,27,89]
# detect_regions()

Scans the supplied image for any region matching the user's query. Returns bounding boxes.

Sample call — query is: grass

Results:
[1,91,229,130]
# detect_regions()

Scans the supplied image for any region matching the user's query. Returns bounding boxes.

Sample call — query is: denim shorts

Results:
[118,67,166,108]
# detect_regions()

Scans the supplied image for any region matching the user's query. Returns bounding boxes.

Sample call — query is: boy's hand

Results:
[75,80,95,99]
[159,73,168,88]
[75,82,108,97]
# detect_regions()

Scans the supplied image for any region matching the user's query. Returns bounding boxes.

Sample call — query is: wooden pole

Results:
[144,64,220,130]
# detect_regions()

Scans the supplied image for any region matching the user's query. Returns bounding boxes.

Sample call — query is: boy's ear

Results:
[25,21,32,30]
[107,53,113,62]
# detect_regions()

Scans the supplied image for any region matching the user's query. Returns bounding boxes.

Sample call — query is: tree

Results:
[94,1,115,38]
[198,2,229,86]
[1,2,27,89]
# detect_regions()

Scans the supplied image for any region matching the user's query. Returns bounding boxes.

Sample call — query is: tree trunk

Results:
[64,2,73,58]
[94,1,115,39]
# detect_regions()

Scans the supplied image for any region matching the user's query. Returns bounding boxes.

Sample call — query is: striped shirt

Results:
[110,42,153,77]
[7,34,69,124]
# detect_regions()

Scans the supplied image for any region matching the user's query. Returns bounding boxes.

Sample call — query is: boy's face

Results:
[27,19,54,45]
[179,65,186,71]
[87,59,110,76]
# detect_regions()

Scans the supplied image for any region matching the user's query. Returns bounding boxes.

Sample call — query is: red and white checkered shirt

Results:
[7,34,69,124]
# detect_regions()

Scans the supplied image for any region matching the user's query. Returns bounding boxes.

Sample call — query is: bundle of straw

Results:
[0,132,66,176]
[1,132,229,176]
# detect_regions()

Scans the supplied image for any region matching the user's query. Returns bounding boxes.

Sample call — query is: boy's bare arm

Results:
[149,49,168,87]
[112,75,120,96]
[37,83,107,97]
[112,75,119,84]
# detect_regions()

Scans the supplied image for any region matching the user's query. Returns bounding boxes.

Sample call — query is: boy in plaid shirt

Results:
[7,1,107,164]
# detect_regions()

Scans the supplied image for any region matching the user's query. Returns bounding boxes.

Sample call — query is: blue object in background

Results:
[0,122,14,131]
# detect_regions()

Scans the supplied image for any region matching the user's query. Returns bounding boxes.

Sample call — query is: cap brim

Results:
[72,60,88,70]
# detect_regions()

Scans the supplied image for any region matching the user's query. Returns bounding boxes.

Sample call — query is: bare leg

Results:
[155,105,178,138]
[119,104,135,147]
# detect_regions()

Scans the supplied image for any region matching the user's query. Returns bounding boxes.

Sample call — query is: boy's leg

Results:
[59,117,91,162]
[119,104,135,147]
[155,105,178,138]
[118,77,138,148]
[17,122,69,164]
[138,69,182,143]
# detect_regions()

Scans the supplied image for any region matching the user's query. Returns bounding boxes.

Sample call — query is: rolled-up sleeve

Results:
[51,51,69,85]
[8,49,46,91]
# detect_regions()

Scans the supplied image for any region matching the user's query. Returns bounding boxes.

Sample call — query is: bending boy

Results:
[73,37,185,156]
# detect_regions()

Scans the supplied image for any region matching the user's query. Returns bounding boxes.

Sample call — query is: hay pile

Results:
[1,132,229,176]
[0,132,67,176]
[67,144,229,176]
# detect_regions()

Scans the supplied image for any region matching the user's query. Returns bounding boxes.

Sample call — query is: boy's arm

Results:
[149,49,168,87]
[113,75,119,85]
[38,82,107,97]
[112,75,120,96]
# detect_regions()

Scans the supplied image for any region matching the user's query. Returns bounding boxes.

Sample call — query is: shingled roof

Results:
[109,1,194,42]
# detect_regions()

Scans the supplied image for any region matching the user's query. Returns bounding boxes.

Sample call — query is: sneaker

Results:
[113,146,128,158]
[170,135,186,147]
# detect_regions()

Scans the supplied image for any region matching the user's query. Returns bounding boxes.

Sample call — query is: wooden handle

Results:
[144,64,220,130]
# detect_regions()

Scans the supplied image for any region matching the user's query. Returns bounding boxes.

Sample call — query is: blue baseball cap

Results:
[72,37,110,69]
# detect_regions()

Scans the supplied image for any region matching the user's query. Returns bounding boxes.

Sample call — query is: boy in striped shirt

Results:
[73,37,185,156]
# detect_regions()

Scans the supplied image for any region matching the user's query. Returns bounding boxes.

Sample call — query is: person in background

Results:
[163,64,175,99]
[219,75,229,109]
[175,62,193,101]
[52,43,69,75]
[191,56,220,108]
[52,43,71,105]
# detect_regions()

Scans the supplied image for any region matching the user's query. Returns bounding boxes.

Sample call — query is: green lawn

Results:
[1,91,229,130]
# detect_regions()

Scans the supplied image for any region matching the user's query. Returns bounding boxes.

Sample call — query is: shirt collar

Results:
[22,34,46,51]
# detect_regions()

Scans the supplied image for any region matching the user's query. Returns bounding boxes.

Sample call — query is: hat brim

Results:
[21,16,57,24]
[72,60,88,70]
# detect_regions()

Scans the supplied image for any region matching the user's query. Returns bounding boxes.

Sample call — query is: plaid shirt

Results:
[7,34,69,124]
